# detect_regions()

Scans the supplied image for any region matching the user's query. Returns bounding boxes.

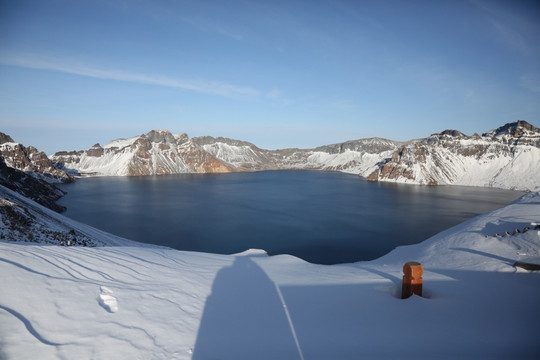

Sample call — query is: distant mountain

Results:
[367,121,540,190]
[43,120,540,191]
[191,136,279,170]
[51,130,236,176]
[51,130,401,178]
[193,135,401,175]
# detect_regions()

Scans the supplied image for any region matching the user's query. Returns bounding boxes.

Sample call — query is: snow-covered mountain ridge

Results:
[367,120,540,190]
[3,120,538,191]
[51,130,235,176]
[1,183,539,359]
[50,130,401,178]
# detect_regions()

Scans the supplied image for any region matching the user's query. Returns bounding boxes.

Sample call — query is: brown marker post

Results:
[402,261,423,299]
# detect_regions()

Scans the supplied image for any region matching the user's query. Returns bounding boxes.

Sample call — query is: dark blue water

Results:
[57,171,523,264]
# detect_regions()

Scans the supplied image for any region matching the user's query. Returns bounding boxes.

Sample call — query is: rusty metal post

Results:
[402,262,423,299]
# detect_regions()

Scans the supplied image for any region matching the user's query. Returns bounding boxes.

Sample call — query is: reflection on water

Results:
[58,171,523,264]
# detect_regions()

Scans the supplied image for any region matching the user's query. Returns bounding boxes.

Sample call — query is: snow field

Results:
[1,190,540,359]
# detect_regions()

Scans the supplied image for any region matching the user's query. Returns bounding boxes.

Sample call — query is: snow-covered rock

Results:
[0,157,67,212]
[47,120,540,190]
[192,136,279,170]
[367,121,540,190]
[51,130,236,176]
[0,185,138,245]
[193,136,400,175]
[0,132,74,183]
[52,131,400,178]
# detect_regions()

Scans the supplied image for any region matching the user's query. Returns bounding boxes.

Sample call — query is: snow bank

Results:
[1,191,540,359]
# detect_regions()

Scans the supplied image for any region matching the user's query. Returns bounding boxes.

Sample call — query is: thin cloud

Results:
[0,53,260,98]
[472,0,539,57]
[266,88,283,99]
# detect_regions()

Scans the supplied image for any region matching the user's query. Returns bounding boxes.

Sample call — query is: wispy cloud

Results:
[215,26,245,41]
[265,88,283,99]
[472,0,539,56]
[0,53,260,98]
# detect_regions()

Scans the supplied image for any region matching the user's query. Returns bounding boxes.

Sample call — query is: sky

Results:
[0,0,539,155]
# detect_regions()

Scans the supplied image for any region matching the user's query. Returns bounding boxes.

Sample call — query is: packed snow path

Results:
[1,192,540,359]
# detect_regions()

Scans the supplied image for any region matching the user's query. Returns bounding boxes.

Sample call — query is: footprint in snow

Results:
[97,286,118,313]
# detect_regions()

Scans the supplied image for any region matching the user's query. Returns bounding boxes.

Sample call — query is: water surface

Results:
[58,171,523,264]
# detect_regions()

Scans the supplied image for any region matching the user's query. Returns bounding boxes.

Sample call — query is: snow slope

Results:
[0,185,142,247]
[374,139,540,191]
[368,122,540,191]
[1,187,540,359]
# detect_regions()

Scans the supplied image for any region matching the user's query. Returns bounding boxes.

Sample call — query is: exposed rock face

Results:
[0,132,75,183]
[51,130,237,176]
[482,120,540,146]
[0,185,95,244]
[0,157,66,212]
[86,144,104,157]
[0,133,14,144]
[367,121,540,190]
[432,129,466,138]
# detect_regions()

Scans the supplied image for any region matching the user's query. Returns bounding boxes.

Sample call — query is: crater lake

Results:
[57,171,523,264]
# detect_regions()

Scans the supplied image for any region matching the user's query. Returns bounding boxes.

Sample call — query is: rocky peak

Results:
[176,132,189,144]
[434,129,467,138]
[192,136,259,148]
[425,129,468,145]
[142,129,179,144]
[314,138,399,154]
[0,132,15,144]
[0,133,75,183]
[86,143,104,157]
[483,120,539,138]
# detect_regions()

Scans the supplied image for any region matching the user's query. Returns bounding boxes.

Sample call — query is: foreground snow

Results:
[1,192,540,359]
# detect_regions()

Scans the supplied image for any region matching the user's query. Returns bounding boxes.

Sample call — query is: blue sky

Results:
[1,0,539,154]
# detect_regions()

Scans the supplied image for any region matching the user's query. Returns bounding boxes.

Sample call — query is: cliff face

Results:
[0,132,75,183]
[51,130,237,177]
[0,157,66,212]
[367,121,540,190]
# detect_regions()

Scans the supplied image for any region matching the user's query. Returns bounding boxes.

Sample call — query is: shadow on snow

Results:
[193,256,540,360]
